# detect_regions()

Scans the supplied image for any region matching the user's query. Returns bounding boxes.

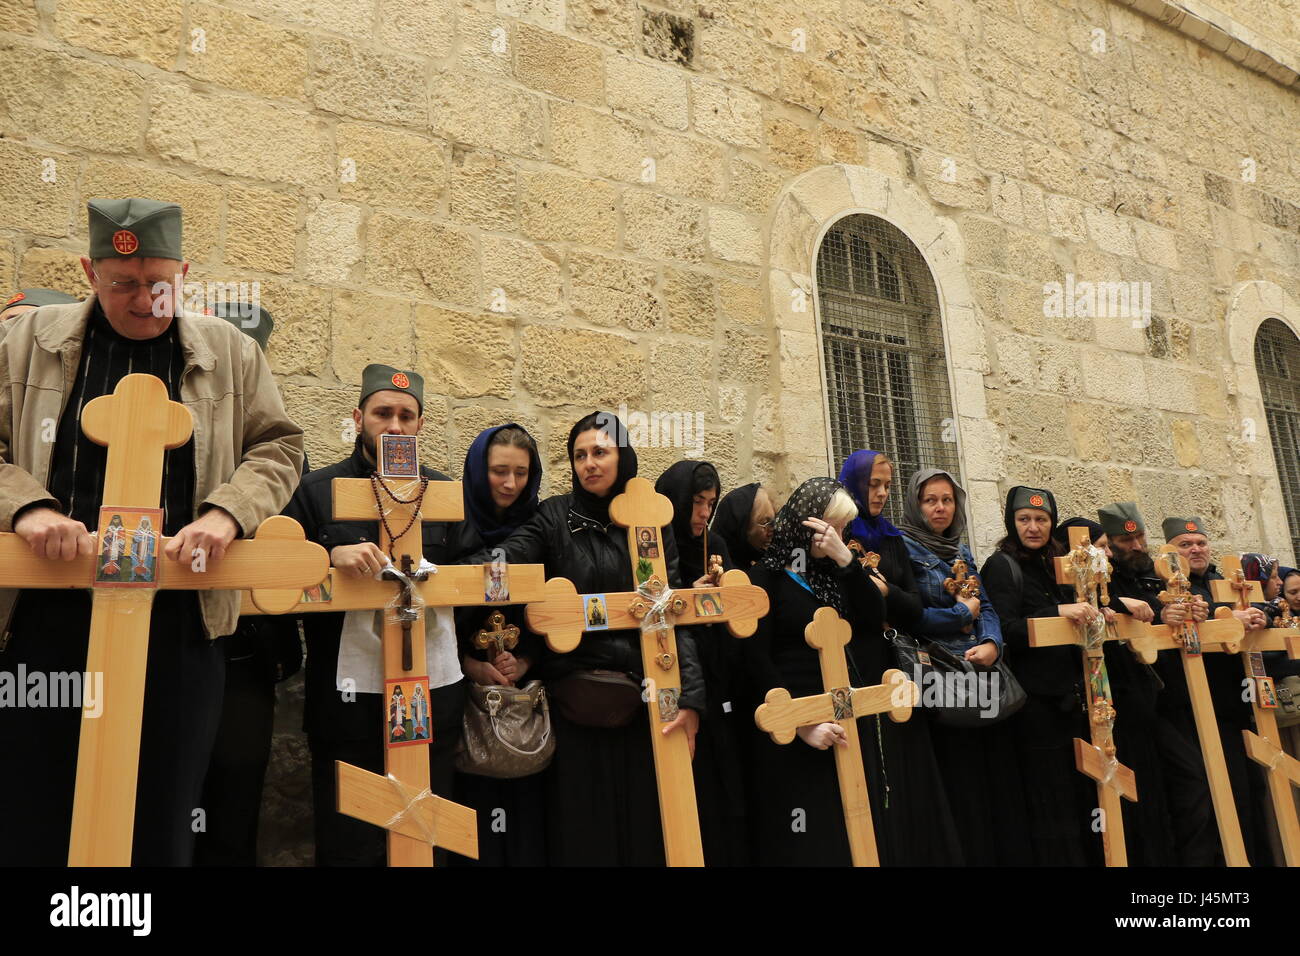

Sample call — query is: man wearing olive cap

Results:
[0,287,81,322]
[0,198,304,865]
[1157,514,1275,865]
[282,363,467,866]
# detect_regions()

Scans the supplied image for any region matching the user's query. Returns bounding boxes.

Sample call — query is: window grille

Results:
[1254,317,1300,559]
[815,214,962,526]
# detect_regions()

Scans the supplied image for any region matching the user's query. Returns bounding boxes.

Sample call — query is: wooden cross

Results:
[846,539,880,570]
[0,374,330,865]
[943,559,980,600]
[250,452,549,867]
[474,611,520,660]
[1209,555,1300,866]
[523,476,769,866]
[1152,545,1250,866]
[1027,525,1138,867]
[754,606,917,866]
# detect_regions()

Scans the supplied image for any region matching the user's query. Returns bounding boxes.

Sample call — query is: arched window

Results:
[1254,317,1300,559]
[815,214,961,523]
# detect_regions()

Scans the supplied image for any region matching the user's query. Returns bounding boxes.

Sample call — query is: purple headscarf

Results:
[837,450,903,554]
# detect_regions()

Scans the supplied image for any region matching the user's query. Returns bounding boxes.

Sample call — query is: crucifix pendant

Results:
[398,554,416,671]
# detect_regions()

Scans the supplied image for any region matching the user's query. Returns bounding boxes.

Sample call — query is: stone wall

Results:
[3,0,1299,568]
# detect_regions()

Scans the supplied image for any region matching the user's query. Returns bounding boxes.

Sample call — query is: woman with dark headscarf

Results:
[898,468,1032,865]
[656,460,747,864]
[710,482,775,568]
[448,424,546,866]
[470,412,705,865]
[745,477,959,865]
[980,489,1101,865]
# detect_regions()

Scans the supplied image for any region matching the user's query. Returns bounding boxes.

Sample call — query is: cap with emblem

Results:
[360,363,423,414]
[206,300,274,352]
[88,198,183,260]
[1,288,80,320]
[1010,486,1054,517]
[1098,501,1145,538]
[1162,516,1206,542]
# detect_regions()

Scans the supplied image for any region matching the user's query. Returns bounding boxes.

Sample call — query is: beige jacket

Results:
[0,296,305,639]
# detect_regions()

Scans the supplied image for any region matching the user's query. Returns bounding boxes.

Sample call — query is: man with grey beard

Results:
[1099,502,1218,865]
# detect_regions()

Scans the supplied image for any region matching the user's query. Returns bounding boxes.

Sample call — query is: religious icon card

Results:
[1259,677,1277,709]
[694,591,724,617]
[582,593,610,631]
[635,526,660,559]
[301,571,334,604]
[1248,652,1268,679]
[385,676,433,748]
[378,433,419,479]
[484,562,509,603]
[93,506,163,589]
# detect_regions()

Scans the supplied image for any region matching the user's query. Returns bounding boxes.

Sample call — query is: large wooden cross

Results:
[0,374,330,865]
[524,476,769,866]
[1210,555,1300,866]
[1152,545,1251,866]
[1026,525,1138,867]
[754,606,916,866]
[243,438,548,866]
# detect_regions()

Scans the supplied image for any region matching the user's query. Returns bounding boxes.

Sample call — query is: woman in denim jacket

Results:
[898,468,1032,865]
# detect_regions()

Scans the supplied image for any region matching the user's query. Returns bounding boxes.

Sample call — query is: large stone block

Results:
[282,382,369,476]
[708,207,762,265]
[569,251,659,331]
[0,240,14,293]
[566,0,638,47]
[988,390,1068,457]
[642,7,694,66]
[663,267,715,337]
[520,325,646,407]
[337,123,448,216]
[450,149,517,231]
[622,190,705,264]
[55,0,181,70]
[649,340,716,415]
[1,43,145,154]
[185,4,309,99]
[514,24,604,103]
[606,54,689,129]
[148,84,331,186]
[257,280,329,377]
[239,0,376,33]
[765,116,818,173]
[311,37,426,126]
[414,305,514,399]
[520,170,618,247]
[0,142,77,239]
[17,247,91,298]
[652,132,726,201]
[303,200,362,285]
[718,276,763,327]
[456,7,513,77]
[691,79,764,148]
[365,214,479,304]
[330,289,413,385]
[481,236,562,314]
[719,328,770,385]
[728,157,786,214]
[226,185,298,274]
[430,73,545,159]
[550,102,647,182]
[696,24,780,96]
[1,0,38,33]
[379,0,454,55]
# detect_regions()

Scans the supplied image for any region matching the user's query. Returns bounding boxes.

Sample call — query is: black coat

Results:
[283,441,459,740]
[469,493,706,711]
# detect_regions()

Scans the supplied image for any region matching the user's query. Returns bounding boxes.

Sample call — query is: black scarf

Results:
[759,477,848,615]
[654,459,725,583]
[711,482,761,567]
[566,411,638,526]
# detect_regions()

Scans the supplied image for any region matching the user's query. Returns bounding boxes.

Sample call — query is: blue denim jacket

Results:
[902,536,1004,656]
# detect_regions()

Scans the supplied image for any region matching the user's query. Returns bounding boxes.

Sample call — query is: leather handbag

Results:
[548,669,644,728]
[456,679,555,779]
[888,630,1026,728]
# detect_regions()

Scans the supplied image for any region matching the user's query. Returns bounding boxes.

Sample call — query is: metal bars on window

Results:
[816,215,960,525]
[1254,317,1300,560]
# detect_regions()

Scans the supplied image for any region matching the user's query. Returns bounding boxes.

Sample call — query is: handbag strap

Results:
[487,687,552,757]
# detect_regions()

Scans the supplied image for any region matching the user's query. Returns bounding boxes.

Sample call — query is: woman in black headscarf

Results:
[655,460,748,864]
[745,477,959,865]
[448,423,547,866]
[980,489,1101,865]
[473,412,705,865]
[710,482,775,568]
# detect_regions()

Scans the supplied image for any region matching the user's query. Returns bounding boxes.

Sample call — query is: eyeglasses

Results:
[92,271,176,298]
[755,518,774,529]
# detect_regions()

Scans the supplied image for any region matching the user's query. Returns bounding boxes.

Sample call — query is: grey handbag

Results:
[456,679,555,779]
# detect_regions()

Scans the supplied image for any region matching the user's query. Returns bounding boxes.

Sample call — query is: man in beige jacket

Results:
[0,198,304,865]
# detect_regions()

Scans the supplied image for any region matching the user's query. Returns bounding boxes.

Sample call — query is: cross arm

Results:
[1243,730,1300,786]
[1074,738,1138,801]
[335,761,478,859]
[754,671,916,744]
[1028,616,1083,649]
[331,476,464,524]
